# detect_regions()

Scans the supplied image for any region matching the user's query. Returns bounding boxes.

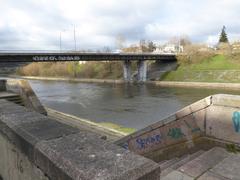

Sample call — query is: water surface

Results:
[29,80,240,130]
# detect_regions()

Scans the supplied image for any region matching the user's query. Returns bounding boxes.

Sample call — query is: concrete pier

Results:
[137,60,147,82]
[123,60,132,82]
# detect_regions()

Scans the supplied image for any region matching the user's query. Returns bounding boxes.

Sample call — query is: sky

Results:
[0,0,240,50]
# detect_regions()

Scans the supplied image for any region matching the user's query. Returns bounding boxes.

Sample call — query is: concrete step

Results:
[161,150,205,177]
[177,147,229,179]
[0,93,24,106]
[159,158,180,170]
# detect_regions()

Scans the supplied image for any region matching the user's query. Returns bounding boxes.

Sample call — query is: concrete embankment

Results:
[13,76,240,90]
[46,107,126,141]
[12,75,125,84]
[0,79,160,180]
[116,94,240,162]
[149,81,240,90]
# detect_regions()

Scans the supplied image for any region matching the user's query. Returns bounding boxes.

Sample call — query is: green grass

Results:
[98,122,136,134]
[162,55,240,83]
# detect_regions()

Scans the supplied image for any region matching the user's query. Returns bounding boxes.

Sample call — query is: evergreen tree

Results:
[219,26,229,43]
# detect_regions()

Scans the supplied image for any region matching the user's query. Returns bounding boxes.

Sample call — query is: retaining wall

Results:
[0,100,160,180]
[116,94,240,161]
[0,79,47,115]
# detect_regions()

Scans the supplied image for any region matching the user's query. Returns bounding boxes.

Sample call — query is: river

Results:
[29,80,240,130]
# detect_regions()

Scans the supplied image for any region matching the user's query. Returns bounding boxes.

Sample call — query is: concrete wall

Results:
[116,94,240,161]
[0,100,160,180]
[5,79,47,115]
[0,80,6,91]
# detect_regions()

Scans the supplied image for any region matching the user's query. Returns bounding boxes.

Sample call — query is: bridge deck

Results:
[0,52,176,62]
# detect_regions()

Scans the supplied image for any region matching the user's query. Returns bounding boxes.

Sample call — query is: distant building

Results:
[232,41,240,53]
[163,44,183,53]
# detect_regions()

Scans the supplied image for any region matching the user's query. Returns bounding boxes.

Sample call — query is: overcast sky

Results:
[0,0,240,50]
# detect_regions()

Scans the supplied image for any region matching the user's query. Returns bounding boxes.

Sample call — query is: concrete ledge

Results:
[0,100,160,180]
[4,79,47,115]
[152,81,240,90]
[0,80,6,91]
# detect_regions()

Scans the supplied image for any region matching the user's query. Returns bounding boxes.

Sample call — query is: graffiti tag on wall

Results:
[167,128,185,139]
[33,56,82,61]
[135,134,162,149]
[232,111,240,133]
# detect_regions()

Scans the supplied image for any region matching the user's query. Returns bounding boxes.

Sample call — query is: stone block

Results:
[161,170,193,180]
[192,109,206,132]
[212,94,240,108]
[190,98,210,113]
[161,115,201,147]
[178,147,229,178]
[0,80,6,91]
[198,171,229,180]
[176,106,192,119]
[35,132,160,180]
[128,128,164,155]
[211,154,240,180]
[206,105,240,144]
[162,115,177,125]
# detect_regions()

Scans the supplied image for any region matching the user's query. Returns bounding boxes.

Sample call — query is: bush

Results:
[177,45,216,65]
[17,61,123,79]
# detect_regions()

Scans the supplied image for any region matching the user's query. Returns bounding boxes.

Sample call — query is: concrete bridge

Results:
[0,51,176,82]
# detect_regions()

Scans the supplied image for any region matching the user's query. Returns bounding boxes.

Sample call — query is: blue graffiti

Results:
[136,134,162,149]
[122,143,129,150]
[232,111,240,133]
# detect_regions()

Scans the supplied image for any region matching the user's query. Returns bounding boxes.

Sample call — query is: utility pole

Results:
[59,32,62,52]
[73,24,77,51]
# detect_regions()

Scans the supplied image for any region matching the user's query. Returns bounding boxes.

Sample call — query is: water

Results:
[29,80,240,130]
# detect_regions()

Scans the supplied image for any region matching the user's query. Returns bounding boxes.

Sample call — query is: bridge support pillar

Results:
[123,60,132,82]
[137,60,147,82]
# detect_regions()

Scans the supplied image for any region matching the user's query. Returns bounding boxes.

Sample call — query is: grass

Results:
[98,122,136,134]
[162,54,240,83]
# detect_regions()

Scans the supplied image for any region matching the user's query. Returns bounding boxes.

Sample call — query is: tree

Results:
[147,41,156,52]
[219,26,229,43]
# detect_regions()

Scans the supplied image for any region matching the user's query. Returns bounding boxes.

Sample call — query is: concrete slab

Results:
[0,91,18,98]
[211,154,240,180]
[197,171,229,180]
[161,170,193,180]
[178,147,229,178]
[35,132,160,180]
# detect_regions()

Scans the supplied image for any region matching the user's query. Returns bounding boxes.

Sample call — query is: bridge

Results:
[0,51,176,82]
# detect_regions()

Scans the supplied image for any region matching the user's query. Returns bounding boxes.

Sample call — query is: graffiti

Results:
[33,56,81,61]
[183,120,201,133]
[122,143,129,150]
[136,134,161,149]
[167,128,185,139]
[232,111,240,133]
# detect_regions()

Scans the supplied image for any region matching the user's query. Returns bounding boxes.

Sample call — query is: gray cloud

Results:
[0,0,240,50]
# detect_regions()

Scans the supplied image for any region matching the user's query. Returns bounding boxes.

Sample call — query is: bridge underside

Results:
[0,52,177,82]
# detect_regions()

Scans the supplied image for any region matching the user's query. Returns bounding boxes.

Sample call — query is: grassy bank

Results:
[162,54,240,83]
[98,122,136,134]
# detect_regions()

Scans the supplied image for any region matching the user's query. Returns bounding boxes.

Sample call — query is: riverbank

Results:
[11,75,125,84]
[46,107,135,139]
[12,75,240,90]
[150,81,240,90]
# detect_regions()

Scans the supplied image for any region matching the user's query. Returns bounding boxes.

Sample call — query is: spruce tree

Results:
[219,26,229,43]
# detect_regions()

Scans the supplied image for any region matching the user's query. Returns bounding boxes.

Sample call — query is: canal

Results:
[29,80,240,130]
